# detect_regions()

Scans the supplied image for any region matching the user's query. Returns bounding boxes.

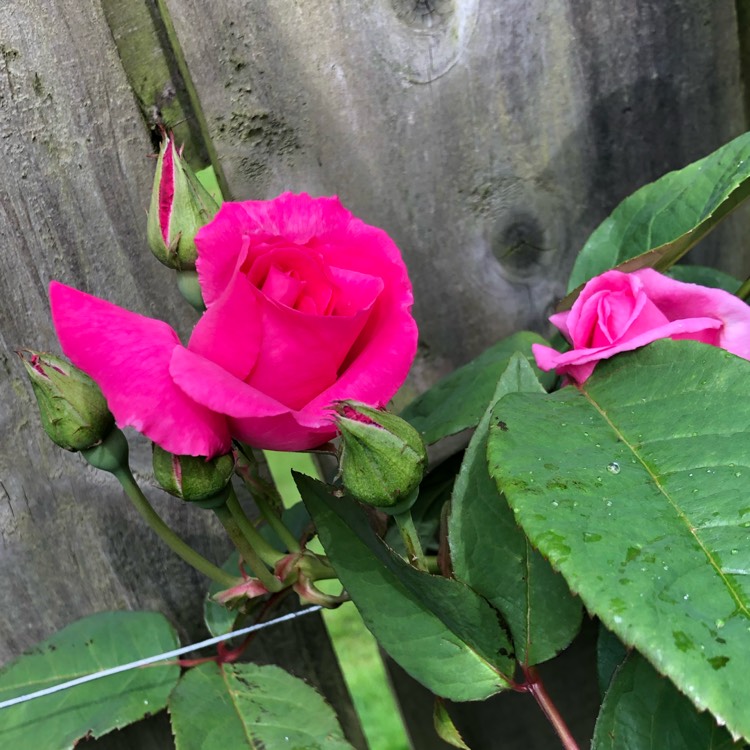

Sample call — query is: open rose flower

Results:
[50,193,417,457]
[533,268,750,383]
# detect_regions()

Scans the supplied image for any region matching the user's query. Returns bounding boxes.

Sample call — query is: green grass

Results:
[264,450,410,750]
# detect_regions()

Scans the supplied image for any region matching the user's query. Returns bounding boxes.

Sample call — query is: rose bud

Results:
[335,401,426,511]
[147,135,219,271]
[152,445,235,506]
[18,350,115,452]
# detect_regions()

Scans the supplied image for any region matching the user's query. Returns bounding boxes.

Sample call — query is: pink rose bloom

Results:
[533,268,750,384]
[51,193,417,457]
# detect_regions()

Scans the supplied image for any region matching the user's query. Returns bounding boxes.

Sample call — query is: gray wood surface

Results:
[163,0,750,381]
[0,1,365,748]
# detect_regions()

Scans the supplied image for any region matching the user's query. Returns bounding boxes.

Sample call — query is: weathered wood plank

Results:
[0,2,365,748]
[162,0,749,378]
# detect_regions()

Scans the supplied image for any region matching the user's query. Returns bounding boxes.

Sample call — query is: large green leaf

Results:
[0,611,180,750]
[298,474,514,701]
[400,332,555,444]
[566,131,750,296]
[449,354,582,664]
[488,340,750,741]
[592,652,740,750]
[169,662,353,749]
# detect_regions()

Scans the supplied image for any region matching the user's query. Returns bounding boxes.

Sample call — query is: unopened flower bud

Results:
[147,136,219,271]
[19,350,115,452]
[335,401,427,511]
[152,445,234,506]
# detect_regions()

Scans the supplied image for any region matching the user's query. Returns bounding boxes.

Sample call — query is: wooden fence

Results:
[1,1,749,747]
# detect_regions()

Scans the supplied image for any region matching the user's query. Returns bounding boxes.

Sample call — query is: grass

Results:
[265,450,410,750]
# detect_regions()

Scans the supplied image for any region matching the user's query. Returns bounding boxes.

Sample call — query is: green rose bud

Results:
[147,135,220,271]
[18,350,115,452]
[152,445,235,507]
[335,401,427,511]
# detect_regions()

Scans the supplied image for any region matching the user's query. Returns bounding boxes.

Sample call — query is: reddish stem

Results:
[168,590,292,668]
[522,666,580,750]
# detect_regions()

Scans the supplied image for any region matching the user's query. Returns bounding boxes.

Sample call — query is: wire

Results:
[0,605,323,711]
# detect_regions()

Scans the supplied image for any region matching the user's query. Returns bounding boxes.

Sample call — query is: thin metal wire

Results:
[0,605,323,711]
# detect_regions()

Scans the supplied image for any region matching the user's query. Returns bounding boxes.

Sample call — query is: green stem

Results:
[736,275,750,301]
[233,449,301,553]
[394,509,428,571]
[213,499,282,592]
[112,468,238,588]
[225,488,286,566]
[254,492,301,553]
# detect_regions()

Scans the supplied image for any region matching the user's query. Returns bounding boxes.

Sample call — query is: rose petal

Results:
[170,346,336,450]
[327,266,384,316]
[170,346,289,419]
[195,202,256,306]
[187,271,261,381]
[49,282,230,457]
[245,285,379,410]
[229,412,336,451]
[635,269,750,359]
[300,220,417,414]
[196,194,352,306]
[535,316,722,384]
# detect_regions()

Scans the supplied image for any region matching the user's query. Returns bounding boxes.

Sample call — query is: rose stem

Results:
[225,487,287,567]
[111,467,239,588]
[523,666,580,750]
[393,509,428,571]
[212,499,283,593]
[234,450,301,553]
[735,275,750,301]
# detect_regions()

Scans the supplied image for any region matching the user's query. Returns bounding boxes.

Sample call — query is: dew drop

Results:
[551,501,559,507]
[607,461,621,475]
[736,472,742,478]
[716,619,725,629]
[683,594,690,601]
[731,549,739,555]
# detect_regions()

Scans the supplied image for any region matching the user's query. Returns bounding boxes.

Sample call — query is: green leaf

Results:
[298,474,514,701]
[400,332,555,444]
[566,131,750,296]
[449,354,582,664]
[592,652,740,750]
[597,624,628,697]
[434,698,471,749]
[488,340,750,740]
[169,662,353,749]
[666,265,741,294]
[0,611,180,750]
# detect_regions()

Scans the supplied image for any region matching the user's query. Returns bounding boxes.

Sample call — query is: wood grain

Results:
[0,1,365,747]
[163,0,750,376]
